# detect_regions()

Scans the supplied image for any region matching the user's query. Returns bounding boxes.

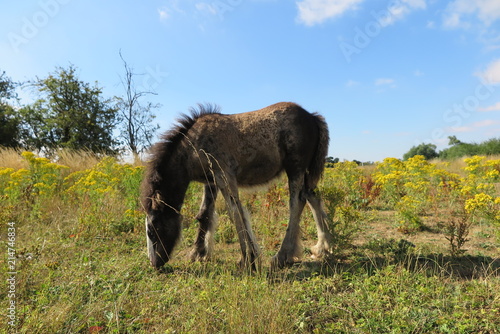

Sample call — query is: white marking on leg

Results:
[204,211,218,258]
[307,193,334,257]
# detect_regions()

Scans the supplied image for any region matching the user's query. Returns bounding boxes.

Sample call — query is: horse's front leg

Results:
[190,183,218,261]
[218,177,261,271]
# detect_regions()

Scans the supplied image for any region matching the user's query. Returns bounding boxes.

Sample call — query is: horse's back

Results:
[187,102,324,186]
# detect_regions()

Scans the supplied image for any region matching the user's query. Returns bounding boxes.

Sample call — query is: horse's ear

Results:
[152,191,163,210]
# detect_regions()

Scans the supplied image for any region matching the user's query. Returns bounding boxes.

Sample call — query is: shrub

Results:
[403,143,439,161]
[320,173,364,253]
[64,157,144,235]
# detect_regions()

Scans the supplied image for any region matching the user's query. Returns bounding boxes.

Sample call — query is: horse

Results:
[141,102,334,270]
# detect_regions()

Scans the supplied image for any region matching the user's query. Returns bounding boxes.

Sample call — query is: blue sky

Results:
[1,0,500,161]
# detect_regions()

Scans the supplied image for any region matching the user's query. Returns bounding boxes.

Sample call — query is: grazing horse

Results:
[141,102,334,270]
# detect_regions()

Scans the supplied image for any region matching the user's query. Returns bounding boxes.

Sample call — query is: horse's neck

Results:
[161,166,190,212]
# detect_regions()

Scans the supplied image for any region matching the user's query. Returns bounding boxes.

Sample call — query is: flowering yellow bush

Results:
[1,152,144,235]
[373,155,500,233]
[323,161,367,208]
[464,156,500,179]
[65,157,143,203]
[62,157,145,233]
[0,152,68,202]
[465,193,500,224]
[465,193,494,213]
[0,167,25,199]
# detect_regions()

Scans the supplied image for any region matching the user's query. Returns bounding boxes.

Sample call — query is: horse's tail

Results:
[307,113,329,190]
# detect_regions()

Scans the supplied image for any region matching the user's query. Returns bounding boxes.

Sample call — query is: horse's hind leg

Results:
[272,175,307,270]
[305,190,334,258]
[190,183,218,261]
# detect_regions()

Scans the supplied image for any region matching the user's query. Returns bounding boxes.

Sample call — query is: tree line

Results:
[0,55,159,158]
[326,136,500,166]
[404,136,500,161]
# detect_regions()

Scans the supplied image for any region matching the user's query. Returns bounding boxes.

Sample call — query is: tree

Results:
[18,65,119,154]
[448,135,462,146]
[115,52,160,159]
[326,156,339,164]
[0,71,20,147]
[325,156,339,168]
[439,136,500,159]
[403,143,439,161]
[479,138,500,155]
[0,71,17,101]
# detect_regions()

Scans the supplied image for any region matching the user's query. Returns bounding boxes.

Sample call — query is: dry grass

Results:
[0,147,104,172]
[0,147,28,169]
[430,154,500,176]
[55,148,104,172]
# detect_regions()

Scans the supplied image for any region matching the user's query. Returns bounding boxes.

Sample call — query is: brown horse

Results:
[141,102,334,270]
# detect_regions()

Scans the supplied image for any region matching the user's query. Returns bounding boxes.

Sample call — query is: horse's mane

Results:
[154,103,221,166]
[141,104,221,210]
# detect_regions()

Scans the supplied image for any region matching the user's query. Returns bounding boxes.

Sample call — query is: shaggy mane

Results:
[141,104,221,210]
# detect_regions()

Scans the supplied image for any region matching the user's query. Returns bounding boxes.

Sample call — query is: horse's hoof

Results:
[270,253,297,272]
[190,248,211,262]
[311,243,334,259]
[237,256,261,273]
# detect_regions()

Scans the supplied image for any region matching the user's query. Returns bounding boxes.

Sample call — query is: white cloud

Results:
[475,119,499,127]
[158,1,185,21]
[443,11,469,29]
[477,58,500,84]
[474,0,500,25]
[158,7,170,20]
[375,78,395,86]
[346,79,360,87]
[405,0,426,8]
[450,119,500,132]
[414,70,424,77]
[479,30,500,51]
[477,101,500,112]
[296,0,427,27]
[378,0,427,26]
[443,0,500,28]
[195,3,218,16]
[296,0,364,26]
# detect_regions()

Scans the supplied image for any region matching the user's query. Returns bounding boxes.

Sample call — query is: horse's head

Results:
[144,191,182,268]
[141,112,196,268]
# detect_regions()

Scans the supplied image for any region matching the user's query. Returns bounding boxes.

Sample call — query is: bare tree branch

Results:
[116,51,160,159]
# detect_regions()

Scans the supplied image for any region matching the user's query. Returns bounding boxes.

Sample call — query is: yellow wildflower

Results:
[465,193,494,214]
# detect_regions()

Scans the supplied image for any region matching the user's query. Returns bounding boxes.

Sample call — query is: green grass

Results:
[7,225,500,334]
[6,228,500,333]
[1,150,499,333]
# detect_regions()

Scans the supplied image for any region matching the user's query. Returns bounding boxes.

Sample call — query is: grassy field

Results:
[1,149,499,333]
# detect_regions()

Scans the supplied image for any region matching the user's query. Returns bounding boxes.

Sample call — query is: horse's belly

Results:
[236,158,283,186]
